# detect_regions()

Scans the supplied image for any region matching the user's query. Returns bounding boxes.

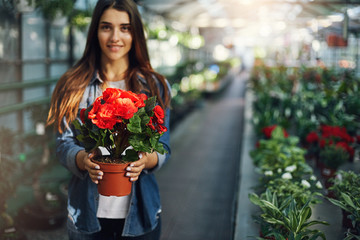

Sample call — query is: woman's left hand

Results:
[125,152,158,182]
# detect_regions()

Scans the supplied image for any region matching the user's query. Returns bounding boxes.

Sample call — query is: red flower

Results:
[336,142,354,156]
[306,131,319,143]
[319,139,326,148]
[102,88,122,103]
[156,124,167,135]
[147,117,156,131]
[357,136,360,144]
[262,125,288,139]
[80,108,86,123]
[91,103,118,129]
[87,88,140,129]
[113,98,138,120]
[135,93,148,108]
[320,125,353,143]
[262,125,277,138]
[153,105,165,124]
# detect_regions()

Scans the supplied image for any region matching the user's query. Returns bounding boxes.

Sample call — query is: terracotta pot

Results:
[320,166,336,179]
[95,161,132,196]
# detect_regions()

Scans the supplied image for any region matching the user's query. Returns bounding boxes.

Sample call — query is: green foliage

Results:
[329,170,360,199]
[264,178,321,206]
[250,127,312,184]
[35,0,74,20]
[252,93,293,135]
[328,192,360,238]
[249,189,328,240]
[319,145,349,170]
[328,171,360,238]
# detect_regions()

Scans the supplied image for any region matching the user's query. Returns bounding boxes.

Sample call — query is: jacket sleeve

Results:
[56,117,88,179]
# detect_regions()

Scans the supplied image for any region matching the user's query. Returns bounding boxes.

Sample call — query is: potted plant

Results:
[73,88,167,196]
[249,188,328,240]
[329,170,360,231]
[264,178,322,206]
[328,192,360,239]
[305,125,355,165]
[251,126,313,186]
[318,145,349,179]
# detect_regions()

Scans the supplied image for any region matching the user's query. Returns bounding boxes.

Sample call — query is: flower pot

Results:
[94,161,132,197]
[320,166,336,179]
[259,230,276,240]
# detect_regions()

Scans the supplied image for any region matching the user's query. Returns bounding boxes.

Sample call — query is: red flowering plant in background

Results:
[305,125,355,161]
[255,125,289,148]
[73,88,167,163]
[262,125,289,139]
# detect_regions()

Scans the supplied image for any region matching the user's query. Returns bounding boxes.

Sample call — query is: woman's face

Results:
[98,9,133,64]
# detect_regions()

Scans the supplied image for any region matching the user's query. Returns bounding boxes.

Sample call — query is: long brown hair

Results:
[47,0,170,133]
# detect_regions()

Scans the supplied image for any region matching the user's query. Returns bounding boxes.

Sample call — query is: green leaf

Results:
[127,115,142,133]
[145,96,157,113]
[73,119,82,130]
[122,149,139,162]
[249,193,262,206]
[341,192,357,209]
[260,200,282,215]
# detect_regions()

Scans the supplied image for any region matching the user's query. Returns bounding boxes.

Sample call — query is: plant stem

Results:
[113,123,130,159]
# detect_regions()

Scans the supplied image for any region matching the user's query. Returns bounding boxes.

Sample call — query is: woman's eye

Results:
[121,25,131,32]
[101,25,111,31]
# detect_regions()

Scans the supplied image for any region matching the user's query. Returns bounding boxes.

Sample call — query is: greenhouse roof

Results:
[138,0,360,33]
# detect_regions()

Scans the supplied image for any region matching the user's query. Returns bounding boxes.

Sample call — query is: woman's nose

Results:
[111,29,121,42]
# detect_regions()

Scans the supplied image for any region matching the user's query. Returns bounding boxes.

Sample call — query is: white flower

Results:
[285,165,297,173]
[264,170,273,176]
[310,175,316,181]
[277,168,282,173]
[281,172,293,180]
[316,181,323,189]
[301,180,311,188]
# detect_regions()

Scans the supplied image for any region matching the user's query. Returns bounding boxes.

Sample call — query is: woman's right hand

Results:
[76,150,103,184]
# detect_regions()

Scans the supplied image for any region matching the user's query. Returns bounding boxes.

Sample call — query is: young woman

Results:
[47,0,171,239]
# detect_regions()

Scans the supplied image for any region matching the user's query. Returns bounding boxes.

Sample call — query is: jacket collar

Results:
[90,70,104,85]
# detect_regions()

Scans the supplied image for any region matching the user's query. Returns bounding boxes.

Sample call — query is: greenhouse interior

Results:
[1,0,360,239]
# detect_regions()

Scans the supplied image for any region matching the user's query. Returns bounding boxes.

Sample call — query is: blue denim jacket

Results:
[56,72,171,237]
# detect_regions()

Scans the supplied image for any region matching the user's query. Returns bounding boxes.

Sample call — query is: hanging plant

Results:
[35,0,74,21]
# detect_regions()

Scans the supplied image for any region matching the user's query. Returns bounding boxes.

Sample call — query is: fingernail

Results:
[97,176,102,180]
[139,153,143,159]
[95,180,98,184]
[126,167,131,171]
[130,178,135,182]
[95,165,100,170]
[130,163,135,167]
[126,173,131,177]
[98,172,103,176]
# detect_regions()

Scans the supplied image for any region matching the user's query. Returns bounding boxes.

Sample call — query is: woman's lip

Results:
[107,45,123,51]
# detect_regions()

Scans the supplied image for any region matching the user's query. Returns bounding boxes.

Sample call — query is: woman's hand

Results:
[125,152,158,182]
[76,149,103,184]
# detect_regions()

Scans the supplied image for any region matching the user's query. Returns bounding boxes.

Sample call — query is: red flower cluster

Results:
[262,125,289,139]
[147,105,167,134]
[306,125,355,157]
[81,88,148,129]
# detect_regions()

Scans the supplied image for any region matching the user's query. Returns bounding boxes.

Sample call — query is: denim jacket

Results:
[56,72,171,237]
